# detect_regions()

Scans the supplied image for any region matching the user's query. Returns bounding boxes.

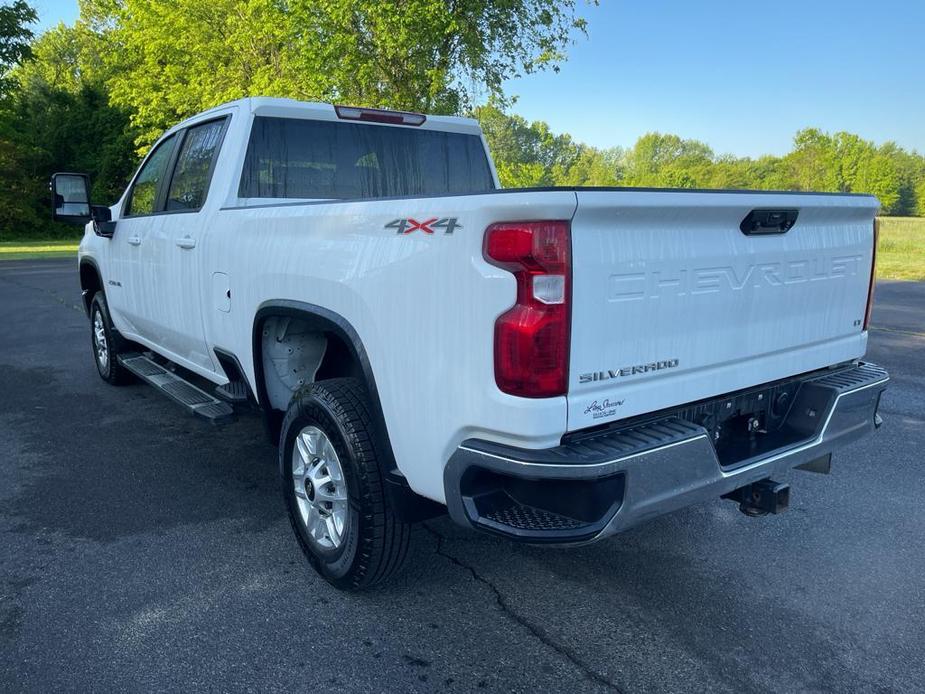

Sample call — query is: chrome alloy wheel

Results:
[92,309,108,370]
[292,426,349,550]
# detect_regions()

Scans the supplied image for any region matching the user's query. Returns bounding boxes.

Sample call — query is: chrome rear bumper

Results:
[444,362,889,543]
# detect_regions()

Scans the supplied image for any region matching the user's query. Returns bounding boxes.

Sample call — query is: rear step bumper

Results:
[444,362,888,543]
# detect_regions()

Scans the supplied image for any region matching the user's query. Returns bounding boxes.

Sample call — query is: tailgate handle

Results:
[740,209,798,235]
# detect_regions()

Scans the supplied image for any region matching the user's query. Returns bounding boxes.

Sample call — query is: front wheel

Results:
[280,378,411,591]
[90,292,132,385]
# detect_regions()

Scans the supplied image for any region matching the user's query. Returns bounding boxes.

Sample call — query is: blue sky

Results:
[503,0,925,157]
[29,0,925,157]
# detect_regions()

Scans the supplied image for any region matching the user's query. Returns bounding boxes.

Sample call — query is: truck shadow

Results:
[4,363,283,543]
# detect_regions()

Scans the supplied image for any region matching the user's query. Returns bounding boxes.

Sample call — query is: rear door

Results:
[566,190,878,431]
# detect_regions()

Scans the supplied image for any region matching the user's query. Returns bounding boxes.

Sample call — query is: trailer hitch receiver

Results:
[723,479,790,517]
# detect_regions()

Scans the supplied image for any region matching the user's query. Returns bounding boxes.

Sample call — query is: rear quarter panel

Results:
[203,191,578,503]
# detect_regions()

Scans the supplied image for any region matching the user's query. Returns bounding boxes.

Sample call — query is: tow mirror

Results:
[51,172,116,237]
[51,172,91,225]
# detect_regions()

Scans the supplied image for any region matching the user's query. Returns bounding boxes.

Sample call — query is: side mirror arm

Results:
[91,205,116,238]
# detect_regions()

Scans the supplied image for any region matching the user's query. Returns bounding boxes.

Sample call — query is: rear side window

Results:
[238,116,495,200]
[126,134,177,216]
[166,119,226,211]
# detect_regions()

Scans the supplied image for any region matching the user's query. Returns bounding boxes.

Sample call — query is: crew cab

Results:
[52,97,888,590]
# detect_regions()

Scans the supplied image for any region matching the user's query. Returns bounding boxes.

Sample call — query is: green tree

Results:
[14,20,110,93]
[783,128,841,192]
[704,156,754,190]
[474,107,925,206]
[93,0,590,148]
[0,20,137,236]
[474,102,589,186]
[622,132,713,187]
[0,0,36,97]
[552,146,622,186]
[741,155,791,191]
[852,153,901,213]
[916,179,925,216]
[5,0,925,233]
[494,160,546,188]
[830,131,874,191]
[879,142,925,216]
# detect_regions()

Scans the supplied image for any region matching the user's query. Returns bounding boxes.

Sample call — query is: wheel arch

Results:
[79,257,103,317]
[252,300,378,422]
[251,300,443,522]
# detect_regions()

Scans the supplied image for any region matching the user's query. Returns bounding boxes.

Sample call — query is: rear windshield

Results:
[238,116,495,200]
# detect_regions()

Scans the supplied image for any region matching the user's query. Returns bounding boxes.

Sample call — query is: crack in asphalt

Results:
[422,524,624,693]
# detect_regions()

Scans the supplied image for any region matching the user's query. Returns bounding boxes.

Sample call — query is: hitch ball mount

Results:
[723,479,790,517]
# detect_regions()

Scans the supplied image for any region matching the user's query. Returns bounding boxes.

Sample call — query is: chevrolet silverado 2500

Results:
[52,98,888,590]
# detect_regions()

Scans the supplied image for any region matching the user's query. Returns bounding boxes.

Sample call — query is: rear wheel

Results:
[280,378,411,590]
[90,292,132,385]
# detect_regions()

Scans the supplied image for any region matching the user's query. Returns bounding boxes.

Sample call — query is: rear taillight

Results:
[484,221,571,397]
[863,218,879,330]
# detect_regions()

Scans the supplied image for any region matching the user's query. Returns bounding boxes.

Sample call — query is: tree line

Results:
[0,0,922,238]
[476,105,925,215]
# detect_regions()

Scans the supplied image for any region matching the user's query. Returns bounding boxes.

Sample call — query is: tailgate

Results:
[567,190,878,431]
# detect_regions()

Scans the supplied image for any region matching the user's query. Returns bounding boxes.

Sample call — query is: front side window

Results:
[238,116,495,200]
[126,134,177,216]
[166,119,226,211]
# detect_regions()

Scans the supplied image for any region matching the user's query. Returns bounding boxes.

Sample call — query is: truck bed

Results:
[217,183,877,438]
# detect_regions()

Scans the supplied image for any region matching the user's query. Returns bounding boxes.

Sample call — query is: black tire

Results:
[280,377,411,591]
[89,292,133,385]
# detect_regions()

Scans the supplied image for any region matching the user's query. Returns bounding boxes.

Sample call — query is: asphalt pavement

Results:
[1,259,923,693]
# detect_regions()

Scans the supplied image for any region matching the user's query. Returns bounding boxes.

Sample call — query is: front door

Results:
[109,132,179,337]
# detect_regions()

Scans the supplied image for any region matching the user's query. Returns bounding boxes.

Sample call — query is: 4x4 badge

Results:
[386,217,461,235]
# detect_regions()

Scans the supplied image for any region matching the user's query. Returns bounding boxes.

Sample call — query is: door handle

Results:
[127,236,142,246]
[176,236,196,250]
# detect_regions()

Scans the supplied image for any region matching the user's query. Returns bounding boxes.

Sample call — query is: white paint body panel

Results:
[77,97,878,506]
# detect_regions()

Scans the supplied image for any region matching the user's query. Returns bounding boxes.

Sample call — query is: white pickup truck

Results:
[53,97,888,590]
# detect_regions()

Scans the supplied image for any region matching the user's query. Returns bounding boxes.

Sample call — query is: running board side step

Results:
[215,380,250,403]
[118,353,235,424]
